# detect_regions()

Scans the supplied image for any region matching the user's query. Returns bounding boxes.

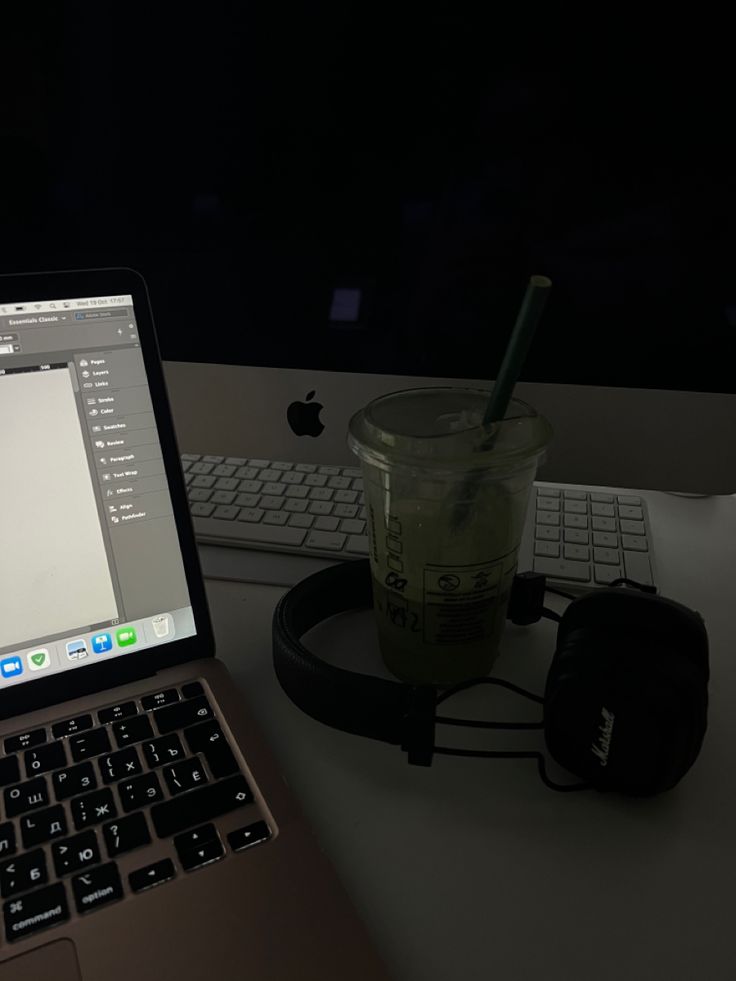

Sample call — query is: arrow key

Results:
[227,820,271,853]
[178,837,224,872]
[173,823,218,853]
[129,858,176,893]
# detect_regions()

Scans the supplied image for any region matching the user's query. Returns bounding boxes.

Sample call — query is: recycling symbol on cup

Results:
[437,575,461,592]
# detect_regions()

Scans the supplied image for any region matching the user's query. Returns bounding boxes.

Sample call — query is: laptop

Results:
[0,269,390,980]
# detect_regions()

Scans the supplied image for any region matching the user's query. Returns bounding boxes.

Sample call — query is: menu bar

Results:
[0,295,133,315]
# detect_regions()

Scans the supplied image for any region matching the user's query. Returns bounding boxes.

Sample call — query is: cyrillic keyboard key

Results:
[142,733,185,768]
[51,715,93,739]
[52,830,100,876]
[178,838,224,872]
[0,823,15,858]
[4,729,45,754]
[4,881,68,941]
[151,774,252,837]
[129,859,176,893]
[4,777,49,818]
[102,812,151,857]
[624,551,653,586]
[118,772,163,812]
[140,689,180,711]
[0,849,47,897]
[228,820,272,852]
[53,761,97,800]
[69,727,112,762]
[24,742,67,778]
[153,696,214,735]
[71,788,117,830]
[533,557,591,582]
[112,715,154,747]
[20,804,67,848]
[184,720,239,778]
[98,701,138,724]
[100,746,143,784]
[72,862,123,914]
[0,756,20,788]
[163,757,208,795]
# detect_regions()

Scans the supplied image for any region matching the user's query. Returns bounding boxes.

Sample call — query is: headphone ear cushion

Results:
[545,600,709,795]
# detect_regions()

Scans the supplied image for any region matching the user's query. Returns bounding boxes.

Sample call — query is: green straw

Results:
[482,274,552,429]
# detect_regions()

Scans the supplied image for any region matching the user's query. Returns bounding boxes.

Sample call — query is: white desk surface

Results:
[164,363,736,980]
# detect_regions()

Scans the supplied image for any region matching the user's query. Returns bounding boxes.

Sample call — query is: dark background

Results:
[1,8,733,391]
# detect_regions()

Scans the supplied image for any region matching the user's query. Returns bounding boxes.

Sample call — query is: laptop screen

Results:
[0,292,196,688]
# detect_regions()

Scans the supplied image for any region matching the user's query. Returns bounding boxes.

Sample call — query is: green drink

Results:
[348,388,552,686]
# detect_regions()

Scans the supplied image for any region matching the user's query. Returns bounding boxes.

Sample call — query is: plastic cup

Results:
[348,388,552,686]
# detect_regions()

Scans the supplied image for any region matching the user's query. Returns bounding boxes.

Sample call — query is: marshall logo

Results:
[591,707,615,767]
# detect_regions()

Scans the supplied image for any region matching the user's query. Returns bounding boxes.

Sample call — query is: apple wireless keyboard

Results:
[182,454,658,593]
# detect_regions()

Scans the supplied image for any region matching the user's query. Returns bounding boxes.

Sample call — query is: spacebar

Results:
[151,775,253,837]
[194,516,307,547]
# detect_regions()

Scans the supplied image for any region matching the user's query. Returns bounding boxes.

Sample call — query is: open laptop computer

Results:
[0,269,390,981]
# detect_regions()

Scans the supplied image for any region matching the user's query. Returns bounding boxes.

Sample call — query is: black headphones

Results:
[272,559,709,796]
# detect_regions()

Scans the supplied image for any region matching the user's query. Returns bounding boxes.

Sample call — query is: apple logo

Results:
[287,390,325,437]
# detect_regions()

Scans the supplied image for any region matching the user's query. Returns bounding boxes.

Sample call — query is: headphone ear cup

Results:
[544,601,709,796]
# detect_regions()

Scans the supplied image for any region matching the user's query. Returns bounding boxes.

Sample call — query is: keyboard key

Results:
[228,820,272,852]
[151,774,253,837]
[182,682,204,699]
[590,492,615,503]
[327,475,351,490]
[263,511,289,526]
[284,485,309,499]
[535,541,559,557]
[235,492,260,508]
[247,459,270,468]
[129,858,176,893]
[154,696,214,734]
[212,464,236,477]
[260,494,284,510]
[593,547,620,565]
[537,497,560,511]
[563,490,587,500]
[261,484,285,498]
[288,513,314,529]
[191,475,216,489]
[333,503,359,519]
[4,881,68,941]
[238,479,263,494]
[118,772,163,812]
[624,551,653,586]
[314,516,339,532]
[225,456,247,466]
[100,746,142,783]
[592,516,617,532]
[563,528,588,544]
[235,466,258,480]
[594,564,623,585]
[590,503,615,518]
[53,762,97,800]
[305,530,346,552]
[102,813,151,858]
[143,734,186,768]
[71,788,117,830]
[536,486,560,497]
[304,473,327,487]
[0,823,16,858]
[621,534,648,551]
[191,502,215,517]
[173,823,218,852]
[270,461,293,471]
[537,511,560,526]
[308,487,333,502]
[215,476,239,491]
[4,777,49,818]
[24,742,67,778]
[98,701,138,724]
[0,756,20,788]
[620,519,646,535]
[72,862,123,914]
[211,490,236,505]
[20,804,67,848]
[69,727,112,762]
[5,729,46,754]
[51,715,93,739]
[190,461,215,475]
[280,471,304,484]
[318,466,341,476]
[184,720,239,778]
[563,514,588,529]
[295,463,316,472]
[213,505,239,520]
[52,830,100,876]
[340,518,366,535]
[178,838,224,872]
[533,557,591,582]
[593,532,619,548]
[140,689,180,711]
[346,535,369,555]
[617,494,642,505]
[1,849,47,898]
[536,525,560,542]
[563,500,587,515]
[237,507,264,523]
[256,469,280,482]
[163,757,208,795]
[181,453,201,461]
[203,455,224,464]
[112,716,154,748]
[308,500,334,516]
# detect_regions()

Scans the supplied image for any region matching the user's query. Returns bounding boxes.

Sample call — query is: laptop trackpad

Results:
[0,940,81,980]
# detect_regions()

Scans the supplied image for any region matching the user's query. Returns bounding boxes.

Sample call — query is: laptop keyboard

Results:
[0,682,270,943]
